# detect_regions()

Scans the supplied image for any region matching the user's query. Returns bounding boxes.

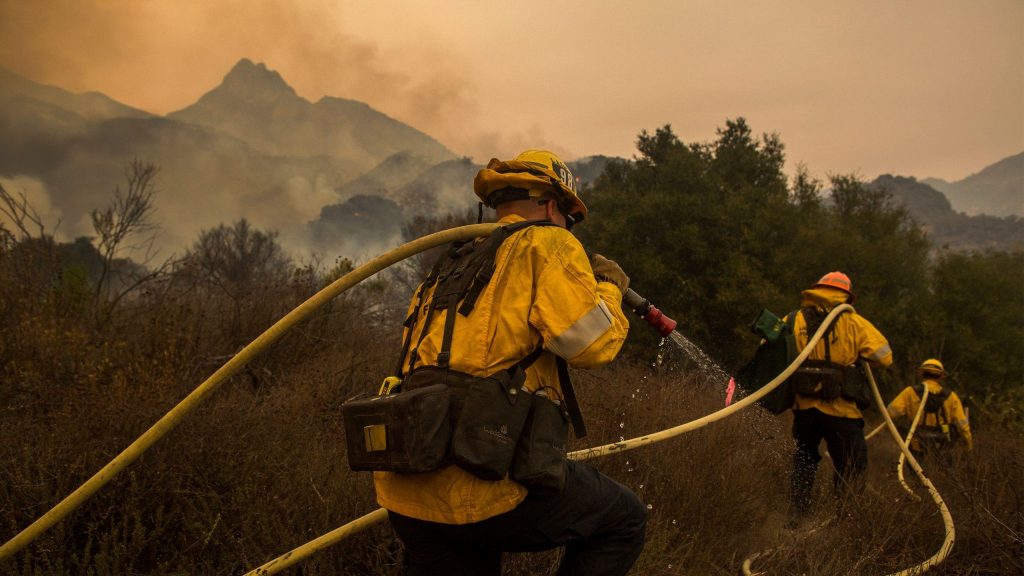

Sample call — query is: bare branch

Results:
[92,159,159,264]
[0,182,54,241]
[90,159,164,325]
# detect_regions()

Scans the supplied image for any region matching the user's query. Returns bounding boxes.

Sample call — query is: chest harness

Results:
[790,307,871,408]
[395,219,587,437]
[910,384,953,445]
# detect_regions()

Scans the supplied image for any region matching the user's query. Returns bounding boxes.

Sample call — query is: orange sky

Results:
[1,0,1021,181]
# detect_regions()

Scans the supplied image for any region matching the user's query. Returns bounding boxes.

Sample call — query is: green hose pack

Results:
[734,309,798,414]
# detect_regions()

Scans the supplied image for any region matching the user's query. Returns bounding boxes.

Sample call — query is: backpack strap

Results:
[785,309,798,332]
[508,346,587,439]
[399,219,574,390]
[557,357,587,438]
[395,251,449,377]
[458,219,556,316]
[799,306,849,364]
[912,383,950,427]
[924,387,950,423]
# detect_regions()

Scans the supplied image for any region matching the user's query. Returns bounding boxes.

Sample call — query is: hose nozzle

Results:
[623,288,677,337]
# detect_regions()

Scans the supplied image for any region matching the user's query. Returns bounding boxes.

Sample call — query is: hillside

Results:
[923,151,1023,217]
[0,66,151,122]
[0,61,457,253]
[168,59,453,171]
[874,174,1024,252]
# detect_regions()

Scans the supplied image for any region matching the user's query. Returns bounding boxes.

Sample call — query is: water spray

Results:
[623,288,677,337]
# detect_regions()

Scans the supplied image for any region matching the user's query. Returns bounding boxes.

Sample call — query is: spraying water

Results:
[622,288,787,459]
[663,331,732,389]
[661,328,788,460]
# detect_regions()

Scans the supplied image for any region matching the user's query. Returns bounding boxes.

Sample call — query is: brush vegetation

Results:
[1,120,1021,575]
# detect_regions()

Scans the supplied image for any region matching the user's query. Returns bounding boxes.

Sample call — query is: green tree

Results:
[581,120,796,366]
[580,120,932,375]
[770,174,932,385]
[921,250,1024,428]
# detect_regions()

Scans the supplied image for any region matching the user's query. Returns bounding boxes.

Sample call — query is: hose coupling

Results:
[623,288,678,337]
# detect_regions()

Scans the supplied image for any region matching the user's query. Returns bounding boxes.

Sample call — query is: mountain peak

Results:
[218,58,297,100]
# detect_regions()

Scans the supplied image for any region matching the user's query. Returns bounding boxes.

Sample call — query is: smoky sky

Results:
[1,0,1022,181]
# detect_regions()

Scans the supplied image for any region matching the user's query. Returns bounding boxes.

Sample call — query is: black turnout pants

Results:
[790,407,867,515]
[388,460,647,576]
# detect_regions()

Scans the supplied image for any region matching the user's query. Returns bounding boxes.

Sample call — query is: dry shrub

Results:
[2,270,1022,575]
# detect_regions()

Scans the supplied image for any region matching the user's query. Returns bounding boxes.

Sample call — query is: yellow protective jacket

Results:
[887,378,973,450]
[788,287,893,420]
[374,214,629,524]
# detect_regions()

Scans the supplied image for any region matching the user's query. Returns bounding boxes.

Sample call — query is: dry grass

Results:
[1,269,1021,575]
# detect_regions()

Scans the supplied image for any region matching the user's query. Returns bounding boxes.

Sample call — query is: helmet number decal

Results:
[551,159,576,193]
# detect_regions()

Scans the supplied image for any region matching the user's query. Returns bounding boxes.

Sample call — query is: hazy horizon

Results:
[1,0,1021,182]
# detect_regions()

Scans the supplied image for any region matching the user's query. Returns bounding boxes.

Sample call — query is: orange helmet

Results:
[812,271,856,303]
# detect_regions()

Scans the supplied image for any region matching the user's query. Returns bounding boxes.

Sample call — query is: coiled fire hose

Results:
[741,364,954,576]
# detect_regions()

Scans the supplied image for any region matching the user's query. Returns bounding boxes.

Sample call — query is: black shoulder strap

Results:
[912,382,924,397]
[800,306,849,364]
[911,383,949,423]
[400,219,588,437]
[924,387,950,419]
[395,252,449,376]
[458,219,557,316]
[557,357,587,438]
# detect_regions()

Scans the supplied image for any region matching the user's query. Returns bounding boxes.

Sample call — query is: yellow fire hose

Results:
[865,385,932,499]
[247,508,389,576]
[0,223,501,561]
[742,365,955,576]
[568,305,853,461]
[896,385,930,500]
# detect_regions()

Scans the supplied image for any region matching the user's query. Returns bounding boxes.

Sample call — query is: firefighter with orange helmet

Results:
[887,359,973,454]
[785,271,892,527]
[375,150,645,575]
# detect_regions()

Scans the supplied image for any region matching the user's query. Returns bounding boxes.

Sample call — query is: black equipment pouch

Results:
[449,370,532,480]
[510,389,570,494]
[789,307,872,408]
[840,363,872,409]
[791,361,872,408]
[791,359,844,399]
[916,425,951,446]
[341,383,452,473]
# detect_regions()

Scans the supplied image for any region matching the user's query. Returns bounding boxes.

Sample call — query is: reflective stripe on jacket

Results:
[374,214,629,524]
[887,378,973,450]
[790,287,893,420]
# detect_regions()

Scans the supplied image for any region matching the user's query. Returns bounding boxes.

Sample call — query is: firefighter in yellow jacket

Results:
[887,359,973,454]
[786,272,892,526]
[375,150,645,575]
